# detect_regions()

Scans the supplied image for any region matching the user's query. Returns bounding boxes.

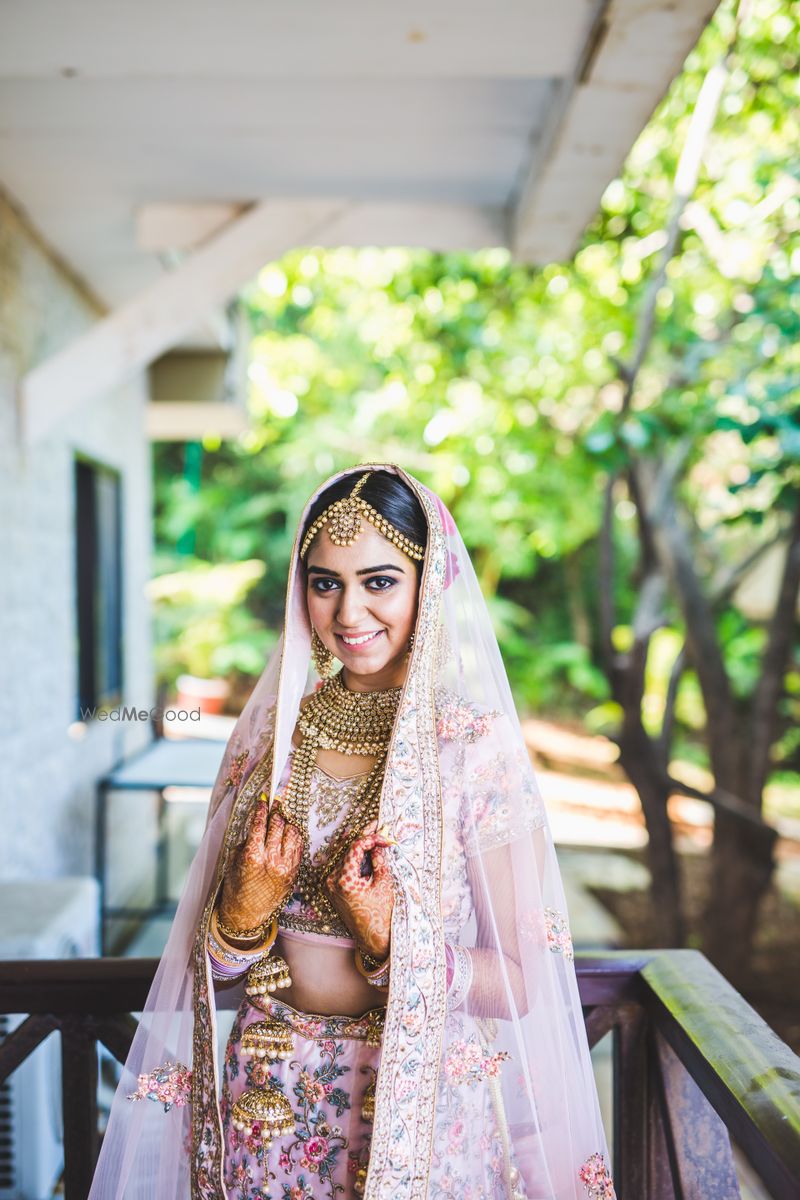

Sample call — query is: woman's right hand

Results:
[218,799,304,937]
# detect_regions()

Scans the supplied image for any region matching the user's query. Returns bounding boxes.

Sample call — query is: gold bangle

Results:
[214,906,279,947]
[210,907,278,952]
[354,946,390,988]
[211,908,278,956]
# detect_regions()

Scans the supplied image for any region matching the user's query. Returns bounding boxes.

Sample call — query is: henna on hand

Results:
[220,799,304,932]
[325,823,396,959]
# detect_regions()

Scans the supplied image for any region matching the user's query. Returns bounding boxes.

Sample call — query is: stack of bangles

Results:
[207,907,279,983]
[351,942,473,1008]
[354,946,391,991]
[208,908,473,1010]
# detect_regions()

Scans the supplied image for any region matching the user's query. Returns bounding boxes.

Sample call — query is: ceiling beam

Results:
[0,1,593,80]
[18,199,347,444]
[18,198,506,444]
[136,200,506,256]
[511,0,718,263]
[146,401,250,441]
[137,202,246,252]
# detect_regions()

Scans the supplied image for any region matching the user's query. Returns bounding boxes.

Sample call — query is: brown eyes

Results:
[310,576,397,595]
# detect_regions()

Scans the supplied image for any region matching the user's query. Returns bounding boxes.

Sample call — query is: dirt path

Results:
[522,716,800,1052]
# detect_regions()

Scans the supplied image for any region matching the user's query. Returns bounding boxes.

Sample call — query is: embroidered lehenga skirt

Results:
[221,996,384,1200]
[218,747,523,1199]
[221,998,515,1200]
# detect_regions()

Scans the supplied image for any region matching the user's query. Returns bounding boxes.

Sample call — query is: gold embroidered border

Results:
[364,474,447,1200]
[190,465,448,1200]
[190,741,276,1199]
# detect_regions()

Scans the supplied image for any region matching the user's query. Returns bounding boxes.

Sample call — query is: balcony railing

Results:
[0,950,798,1199]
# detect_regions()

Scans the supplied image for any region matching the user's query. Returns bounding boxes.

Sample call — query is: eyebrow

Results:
[307,563,406,577]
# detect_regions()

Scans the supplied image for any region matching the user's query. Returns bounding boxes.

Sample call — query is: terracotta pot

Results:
[175,673,230,715]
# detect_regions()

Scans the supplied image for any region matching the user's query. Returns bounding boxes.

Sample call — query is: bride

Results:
[89,464,615,1200]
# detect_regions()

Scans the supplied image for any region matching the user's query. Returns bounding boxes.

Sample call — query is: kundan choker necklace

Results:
[297,671,401,755]
[277,672,401,932]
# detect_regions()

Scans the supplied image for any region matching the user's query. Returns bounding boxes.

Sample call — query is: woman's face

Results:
[305,524,420,691]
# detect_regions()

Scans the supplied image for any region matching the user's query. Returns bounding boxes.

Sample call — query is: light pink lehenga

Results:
[88,464,616,1200]
[221,756,384,1200]
[220,722,526,1200]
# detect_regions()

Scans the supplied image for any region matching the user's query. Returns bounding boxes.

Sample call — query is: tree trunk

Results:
[744,498,800,807]
[618,718,685,947]
[703,808,777,983]
[564,552,592,653]
[597,0,782,977]
[703,501,799,979]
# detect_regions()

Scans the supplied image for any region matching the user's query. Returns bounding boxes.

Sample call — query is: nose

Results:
[336,583,369,628]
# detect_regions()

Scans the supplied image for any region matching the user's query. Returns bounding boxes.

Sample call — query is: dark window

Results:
[75,458,123,716]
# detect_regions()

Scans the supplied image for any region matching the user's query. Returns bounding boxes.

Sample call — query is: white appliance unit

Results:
[0,879,99,1200]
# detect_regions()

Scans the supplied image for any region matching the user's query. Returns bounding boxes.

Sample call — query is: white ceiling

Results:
[0,0,718,311]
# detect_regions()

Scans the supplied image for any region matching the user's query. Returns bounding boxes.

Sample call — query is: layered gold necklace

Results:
[277,672,401,932]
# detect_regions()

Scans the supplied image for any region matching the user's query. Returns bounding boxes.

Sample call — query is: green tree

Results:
[153,0,799,975]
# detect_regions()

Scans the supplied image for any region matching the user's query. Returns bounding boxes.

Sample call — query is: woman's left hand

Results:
[325,822,396,960]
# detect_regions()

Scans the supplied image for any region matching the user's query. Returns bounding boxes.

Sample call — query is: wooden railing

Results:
[0,950,798,1199]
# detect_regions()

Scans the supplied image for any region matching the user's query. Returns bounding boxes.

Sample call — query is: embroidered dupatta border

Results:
[364,478,448,1200]
[188,465,448,1200]
[190,745,276,1199]
[189,460,326,1198]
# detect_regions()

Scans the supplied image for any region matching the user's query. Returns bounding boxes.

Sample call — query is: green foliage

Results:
[147,559,275,686]
[153,0,799,794]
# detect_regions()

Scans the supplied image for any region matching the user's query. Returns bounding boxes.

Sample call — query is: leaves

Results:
[151,0,799,774]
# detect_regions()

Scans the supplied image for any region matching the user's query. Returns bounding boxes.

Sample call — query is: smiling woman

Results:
[304,472,427,693]
[89,464,615,1200]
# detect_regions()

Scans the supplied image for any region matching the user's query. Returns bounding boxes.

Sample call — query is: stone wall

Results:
[0,190,156,893]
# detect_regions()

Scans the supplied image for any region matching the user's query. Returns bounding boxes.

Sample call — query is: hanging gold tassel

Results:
[311,629,336,678]
[245,954,292,1001]
[360,1077,376,1122]
[240,1018,294,1062]
[231,1087,294,1144]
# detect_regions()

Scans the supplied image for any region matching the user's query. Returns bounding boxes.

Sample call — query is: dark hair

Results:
[301,469,428,568]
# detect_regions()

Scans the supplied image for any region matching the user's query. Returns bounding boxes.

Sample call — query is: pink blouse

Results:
[275,749,364,948]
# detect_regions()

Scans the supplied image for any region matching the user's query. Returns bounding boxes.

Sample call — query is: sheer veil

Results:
[89,463,615,1200]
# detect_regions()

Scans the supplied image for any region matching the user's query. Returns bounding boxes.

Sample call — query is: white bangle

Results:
[446,944,473,1012]
[355,946,391,990]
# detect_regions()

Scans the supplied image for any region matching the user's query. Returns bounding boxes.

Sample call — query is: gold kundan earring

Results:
[311,629,336,679]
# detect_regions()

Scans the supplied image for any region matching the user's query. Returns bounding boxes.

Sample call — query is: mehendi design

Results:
[219,803,303,933]
[326,833,395,960]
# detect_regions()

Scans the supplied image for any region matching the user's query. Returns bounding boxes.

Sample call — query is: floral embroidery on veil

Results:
[224,750,250,792]
[579,1151,616,1198]
[443,1037,511,1088]
[544,907,575,961]
[435,690,499,744]
[128,1062,193,1112]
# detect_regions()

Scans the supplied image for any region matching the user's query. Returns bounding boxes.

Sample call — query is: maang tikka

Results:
[300,472,426,561]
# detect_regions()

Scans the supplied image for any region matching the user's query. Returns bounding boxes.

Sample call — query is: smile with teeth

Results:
[337,630,384,646]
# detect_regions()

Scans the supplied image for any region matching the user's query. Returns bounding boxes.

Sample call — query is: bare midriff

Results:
[274,930,386,1017]
[258,728,385,1017]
